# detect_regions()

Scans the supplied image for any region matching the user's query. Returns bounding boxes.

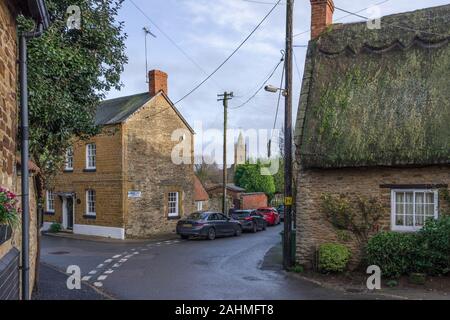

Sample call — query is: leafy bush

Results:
[416,216,450,275]
[49,223,62,233]
[318,243,351,273]
[365,232,417,278]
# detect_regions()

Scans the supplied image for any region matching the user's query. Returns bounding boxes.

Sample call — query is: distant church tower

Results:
[234,132,247,169]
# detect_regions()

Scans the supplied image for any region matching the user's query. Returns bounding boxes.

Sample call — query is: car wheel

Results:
[180,235,189,240]
[252,223,257,233]
[235,226,242,237]
[207,228,216,240]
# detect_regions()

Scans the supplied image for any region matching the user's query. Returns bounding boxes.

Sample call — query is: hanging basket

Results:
[0,224,12,245]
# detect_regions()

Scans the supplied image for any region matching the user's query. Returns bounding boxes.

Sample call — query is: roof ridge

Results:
[100,91,149,105]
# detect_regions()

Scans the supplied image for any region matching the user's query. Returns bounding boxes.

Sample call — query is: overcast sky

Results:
[106,0,449,164]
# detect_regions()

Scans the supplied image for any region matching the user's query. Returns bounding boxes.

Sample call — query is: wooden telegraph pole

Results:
[283,0,294,269]
[218,92,233,216]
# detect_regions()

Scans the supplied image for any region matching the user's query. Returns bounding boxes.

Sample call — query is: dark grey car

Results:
[176,212,242,240]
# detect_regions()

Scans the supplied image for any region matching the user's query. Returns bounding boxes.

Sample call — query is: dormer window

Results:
[86,143,96,170]
[65,146,74,171]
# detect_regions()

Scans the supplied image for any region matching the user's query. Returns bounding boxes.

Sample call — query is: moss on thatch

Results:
[296,5,450,168]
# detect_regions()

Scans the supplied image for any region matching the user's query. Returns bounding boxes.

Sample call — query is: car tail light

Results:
[244,217,252,221]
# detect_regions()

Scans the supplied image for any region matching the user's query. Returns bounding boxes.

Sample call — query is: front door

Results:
[66,197,74,230]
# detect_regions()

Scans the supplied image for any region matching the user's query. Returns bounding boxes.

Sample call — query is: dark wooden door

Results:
[67,197,74,230]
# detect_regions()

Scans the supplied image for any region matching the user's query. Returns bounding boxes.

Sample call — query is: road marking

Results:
[96,264,104,268]
[112,255,121,259]
[119,259,127,263]
[104,259,113,263]
[93,282,103,287]
[112,263,121,268]
[88,270,97,275]
[97,275,108,281]
[82,276,91,281]
[104,269,114,274]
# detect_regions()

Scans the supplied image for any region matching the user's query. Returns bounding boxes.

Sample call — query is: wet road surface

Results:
[40,226,387,300]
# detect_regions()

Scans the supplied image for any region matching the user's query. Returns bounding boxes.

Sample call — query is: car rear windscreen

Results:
[232,211,251,218]
[187,212,209,220]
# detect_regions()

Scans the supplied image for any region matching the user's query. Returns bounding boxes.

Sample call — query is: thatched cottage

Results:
[295,1,450,268]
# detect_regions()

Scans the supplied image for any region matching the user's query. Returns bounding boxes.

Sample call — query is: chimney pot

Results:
[148,70,168,96]
[310,0,334,39]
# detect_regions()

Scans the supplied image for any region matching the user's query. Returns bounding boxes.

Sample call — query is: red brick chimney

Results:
[148,69,168,96]
[310,0,334,39]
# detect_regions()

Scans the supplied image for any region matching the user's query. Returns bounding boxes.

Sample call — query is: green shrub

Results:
[49,223,62,233]
[318,243,351,273]
[365,232,417,278]
[416,216,450,275]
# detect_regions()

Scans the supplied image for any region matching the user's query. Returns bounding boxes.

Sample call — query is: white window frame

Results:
[391,189,439,232]
[46,190,55,212]
[86,190,96,216]
[86,143,96,169]
[65,146,74,171]
[168,192,179,218]
[197,201,203,211]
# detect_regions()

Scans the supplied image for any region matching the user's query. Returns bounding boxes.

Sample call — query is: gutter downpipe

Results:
[19,23,44,301]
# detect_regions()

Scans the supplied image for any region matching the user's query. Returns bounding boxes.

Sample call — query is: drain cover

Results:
[49,251,70,255]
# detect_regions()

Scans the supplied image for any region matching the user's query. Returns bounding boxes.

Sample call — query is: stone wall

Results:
[0,0,17,192]
[124,94,195,238]
[296,165,450,269]
[46,125,125,229]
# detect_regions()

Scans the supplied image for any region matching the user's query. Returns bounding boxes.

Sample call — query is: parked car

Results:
[231,210,267,233]
[256,207,280,226]
[176,212,242,240]
[276,205,285,221]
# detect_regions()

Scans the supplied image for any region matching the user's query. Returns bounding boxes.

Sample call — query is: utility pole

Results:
[283,0,294,269]
[218,92,233,216]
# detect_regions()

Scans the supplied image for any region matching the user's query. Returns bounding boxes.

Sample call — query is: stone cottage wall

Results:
[0,0,17,192]
[296,165,450,270]
[124,94,195,238]
[0,0,39,299]
[47,125,125,231]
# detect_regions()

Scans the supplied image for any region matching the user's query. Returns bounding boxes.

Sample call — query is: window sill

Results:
[83,168,96,173]
[167,215,181,220]
[64,169,74,173]
[83,214,96,220]
[44,211,55,216]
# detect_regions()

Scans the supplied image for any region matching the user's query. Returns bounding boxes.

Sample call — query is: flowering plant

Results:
[0,187,20,228]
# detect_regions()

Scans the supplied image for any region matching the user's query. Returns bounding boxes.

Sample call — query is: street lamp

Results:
[264,84,288,96]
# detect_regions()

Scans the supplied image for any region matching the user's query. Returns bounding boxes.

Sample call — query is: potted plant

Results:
[0,187,20,245]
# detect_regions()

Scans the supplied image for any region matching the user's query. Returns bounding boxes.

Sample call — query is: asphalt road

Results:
[40,225,384,300]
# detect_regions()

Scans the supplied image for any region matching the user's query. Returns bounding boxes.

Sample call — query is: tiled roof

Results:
[194,176,209,201]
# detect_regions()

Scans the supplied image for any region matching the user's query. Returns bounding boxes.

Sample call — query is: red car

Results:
[256,207,280,226]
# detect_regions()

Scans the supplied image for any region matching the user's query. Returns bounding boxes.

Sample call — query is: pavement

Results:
[38,225,392,300]
[32,263,111,300]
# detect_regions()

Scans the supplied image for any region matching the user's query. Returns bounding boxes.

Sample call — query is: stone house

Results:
[0,0,48,299]
[43,70,196,239]
[295,1,450,268]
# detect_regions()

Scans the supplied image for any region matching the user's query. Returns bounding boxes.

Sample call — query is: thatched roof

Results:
[295,4,450,169]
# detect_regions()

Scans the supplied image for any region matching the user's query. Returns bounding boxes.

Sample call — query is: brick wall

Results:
[296,165,450,269]
[47,125,125,229]
[241,193,268,210]
[124,94,195,238]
